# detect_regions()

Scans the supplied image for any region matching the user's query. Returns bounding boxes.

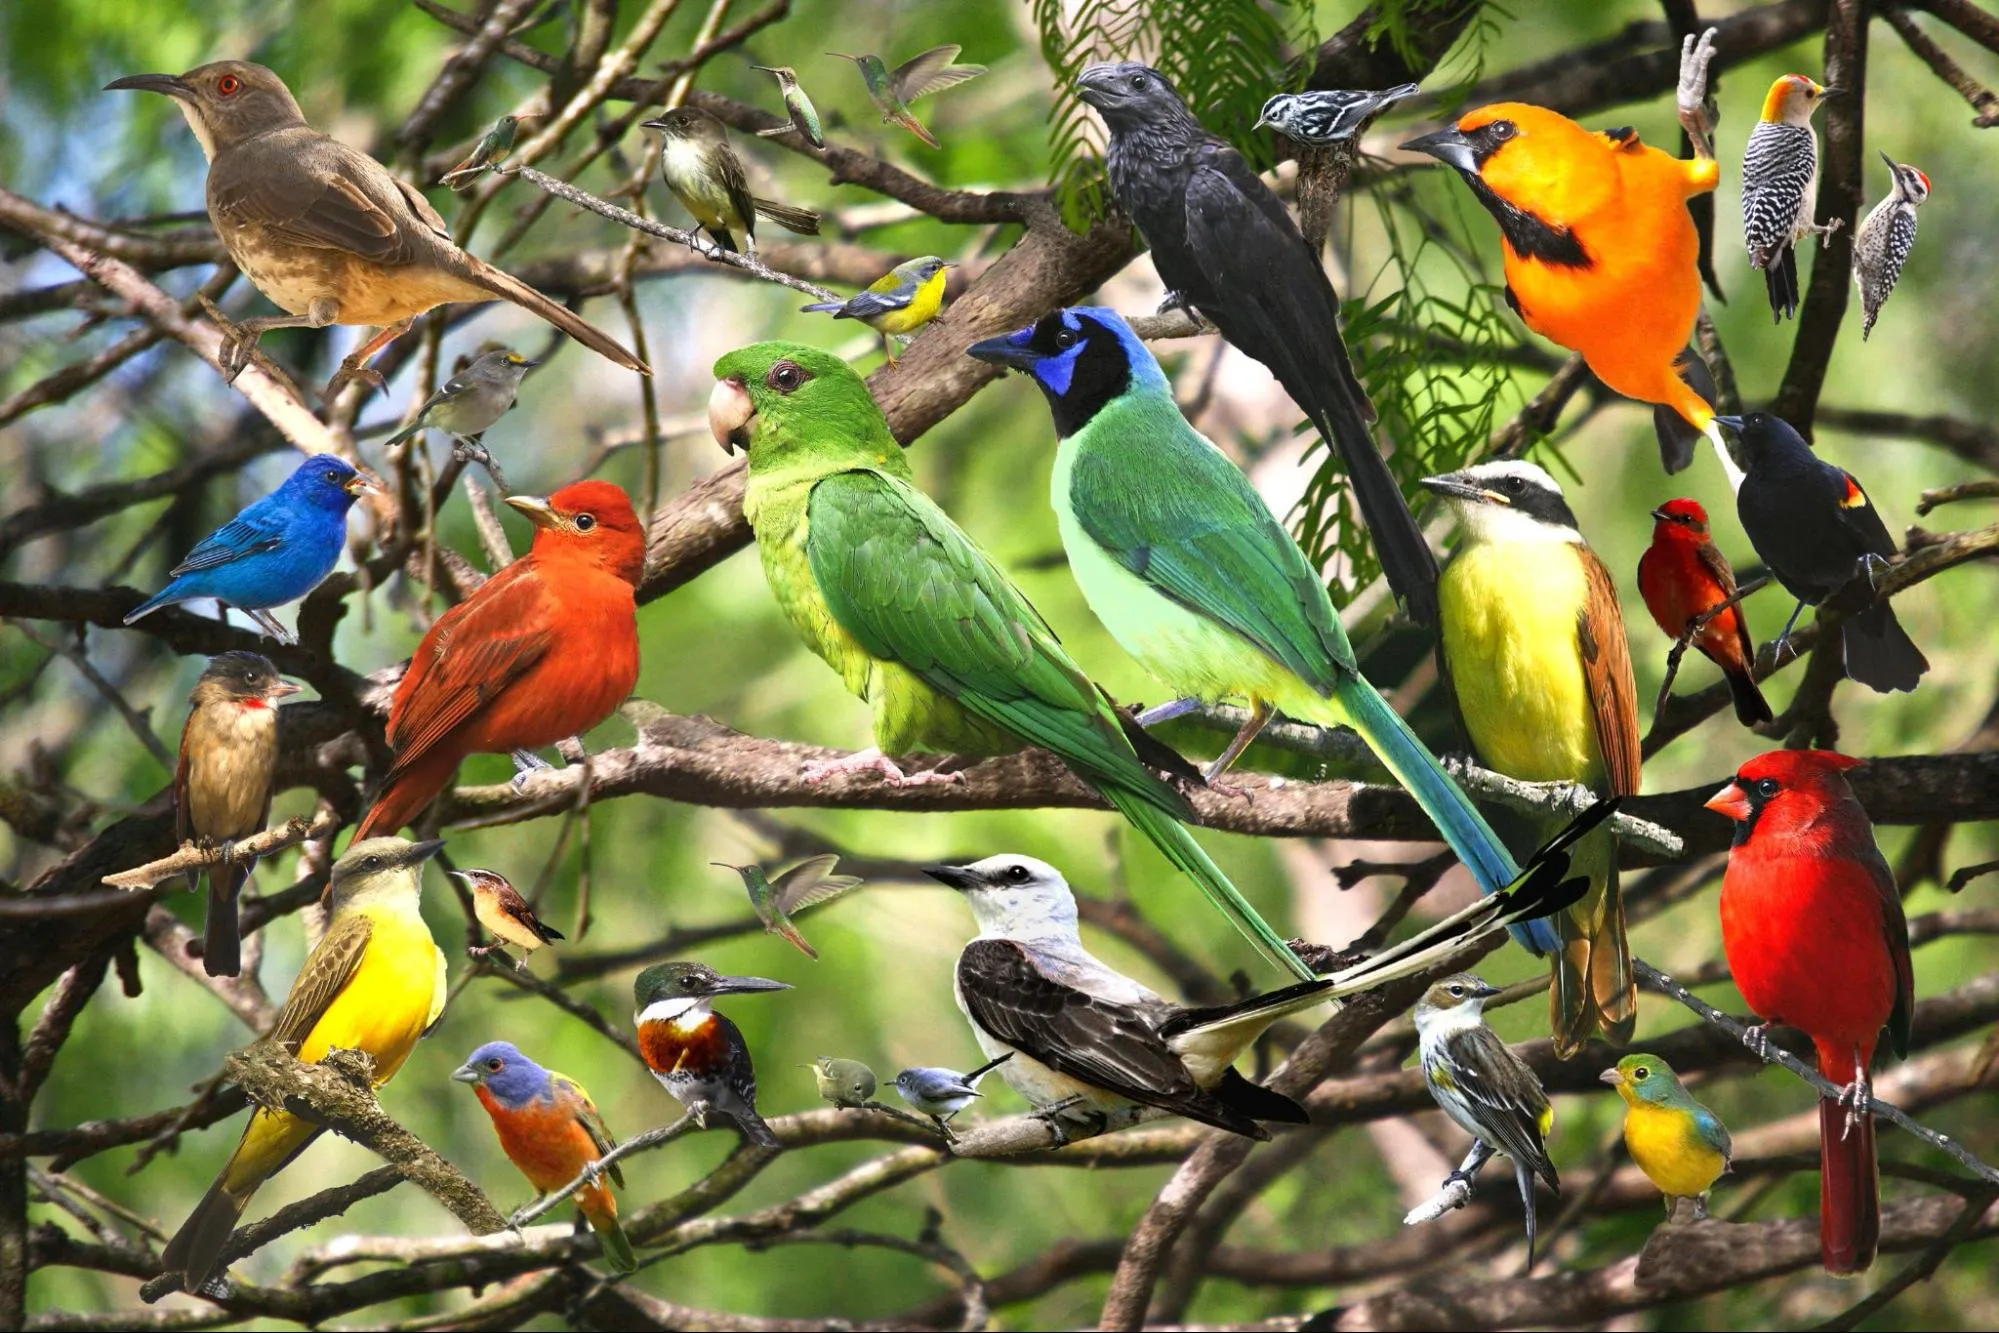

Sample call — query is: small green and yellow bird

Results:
[713,854,863,959]
[441,114,524,191]
[1602,1053,1733,1220]
[801,256,953,363]
[708,342,1313,980]
[752,65,825,148]
[830,46,986,149]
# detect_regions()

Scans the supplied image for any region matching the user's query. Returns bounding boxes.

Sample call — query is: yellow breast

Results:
[1623,1104,1726,1198]
[295,904,445,1082]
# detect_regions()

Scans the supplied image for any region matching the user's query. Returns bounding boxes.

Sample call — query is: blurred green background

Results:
[4,0,1996,1326]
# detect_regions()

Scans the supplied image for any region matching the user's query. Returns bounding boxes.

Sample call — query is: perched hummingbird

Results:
[452,868,565,971]
[807,1056,877,1109]
[751,65,825,148]
[441,114,525,191]
[633,962,789,1149]
[829,45,987,149]
[712,854,862,960]
[640,107,821,255]
[892,1053,1013,1135]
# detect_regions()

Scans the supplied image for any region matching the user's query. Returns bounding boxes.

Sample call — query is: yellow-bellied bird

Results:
[159,837,449,1294]
[1422,461,1641,1058]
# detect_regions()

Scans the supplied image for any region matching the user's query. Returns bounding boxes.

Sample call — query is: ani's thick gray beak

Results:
[921,864,981,890]
[1400,126,1477,174]
[1074,65,1116,109]
[708,376,756,455]
[106,73,194,99]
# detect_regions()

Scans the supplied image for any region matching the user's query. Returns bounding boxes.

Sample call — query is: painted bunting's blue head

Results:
[966,307,1168,435]
[281,454,375,513]
[452,1040,554,1108]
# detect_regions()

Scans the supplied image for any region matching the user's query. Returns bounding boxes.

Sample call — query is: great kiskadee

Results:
[1421,461,1642,1058]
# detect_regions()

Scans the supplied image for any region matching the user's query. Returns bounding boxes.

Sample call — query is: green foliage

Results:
[1293,184,1524,599]
[1032,0,1317,229]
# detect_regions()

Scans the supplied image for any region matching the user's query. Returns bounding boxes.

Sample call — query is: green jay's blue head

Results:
[967,308,1170,437]
[451,1040,555,1108]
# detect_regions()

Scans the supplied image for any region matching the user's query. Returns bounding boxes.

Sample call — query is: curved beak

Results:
[450,1061,484,1084]
[1400,125,1477,173]
[1598,1068,1624,1087]
[344,470,385,497]
[713,974,791,996]
[1705,780,1753,822]
[106,73,193,100]
[966,327,1037,372]
[1711,414,1746,433]
[1074,64,1117,109]
[921,864,980,890]
[504,494,562,529]
[708,376,756,454]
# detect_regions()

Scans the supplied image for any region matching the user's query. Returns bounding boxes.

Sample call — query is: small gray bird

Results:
[380,346,536,488]
[892,1053,1013,1135]
[640,107,821,256]
[807,1056,877,1109]
[1413,973,1560,1272]
[1253,83,1420,145]
[1854,152,1929,342]
[752,65,825,148]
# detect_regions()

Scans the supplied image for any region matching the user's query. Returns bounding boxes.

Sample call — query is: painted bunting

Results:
[713,854,861,960]
[453,1040,636,1272]
[453,868,564,970]
[125,453,379,644]
[807,1056,876,1109]
[1709,750,1913,1275]
[1601,1053,1732,1219]
[801,256,952,363]
[355,480,644,838]
[634,962,789,1148]
[829,46,986,149]
[159,837,448,1294]
[176,652,300,977]
[1414,973,1561,1271]
[708,342,1312,981]
[752,66,824,148]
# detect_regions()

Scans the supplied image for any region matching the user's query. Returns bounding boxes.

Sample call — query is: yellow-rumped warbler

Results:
[1414,973,1560,1270]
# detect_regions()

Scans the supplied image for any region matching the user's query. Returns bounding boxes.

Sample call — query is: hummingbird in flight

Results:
[713,854,862,960]
[829,45,986,149]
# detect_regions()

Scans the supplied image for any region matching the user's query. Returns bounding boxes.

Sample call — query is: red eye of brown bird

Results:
[217,74,241,95]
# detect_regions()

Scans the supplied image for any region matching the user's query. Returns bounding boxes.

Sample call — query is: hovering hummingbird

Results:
[807,1055,877,1109]
[441,114,526,191]
[829,45,987,149]
[751,65,825,148]
[713,854,862,960]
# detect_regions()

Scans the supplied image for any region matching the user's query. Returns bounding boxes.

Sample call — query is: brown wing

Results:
[717,147,758,238]
[208,131,433,263]
[382,559,552,785]
[267,913,372,1051]
[1577,548,1641,796]
[174,719,194,847]
[1694,537,1758,669]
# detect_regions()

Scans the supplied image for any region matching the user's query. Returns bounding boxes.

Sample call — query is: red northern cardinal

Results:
[356,480,644,838]
[1637,498,1772,727]
[1708,749,1913,1274]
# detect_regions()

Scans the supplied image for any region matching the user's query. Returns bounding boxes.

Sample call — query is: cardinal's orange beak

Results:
[1704,781,1752,822]
[709,376,755,455]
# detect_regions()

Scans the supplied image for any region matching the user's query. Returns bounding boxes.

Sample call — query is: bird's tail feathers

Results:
[1516,1157,1545,1271]
[160,1178,249,1294]
[1726,663,1776,726]
[1163,977,1334,1067]
[1842,602,1928,694]
[1315,407,1440,628]
[1109,793,1312,981]
[1211,1067,1308,1126]
[800,300,845,314]
[1818,1096,1879,1274]
[1548,827,1633,1059]
[123,586,180,626]
[584,1202,639,1273]
[964,1051,1015,1084]
[202,864,246,978]
[752,198,821,235]
[1766,247,1800,322]
[1654,346,1717,474]
[465,261,650,374]
[734,1108,782,1150]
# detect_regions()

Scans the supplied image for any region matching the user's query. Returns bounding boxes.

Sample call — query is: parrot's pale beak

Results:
[709,376,756,455]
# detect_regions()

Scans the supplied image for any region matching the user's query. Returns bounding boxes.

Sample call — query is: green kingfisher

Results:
[633,961,790,1149]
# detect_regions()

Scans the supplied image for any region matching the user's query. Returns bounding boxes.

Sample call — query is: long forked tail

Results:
[1329,683,1550,955]
[1109,791,1313,982]
[469,260,651,374]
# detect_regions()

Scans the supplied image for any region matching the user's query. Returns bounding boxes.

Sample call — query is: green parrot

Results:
[967,308,1545,958]
[708,341,1313,980]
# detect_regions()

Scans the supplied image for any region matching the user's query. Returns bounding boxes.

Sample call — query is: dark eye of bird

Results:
[1128,74,1146,89]
[1634,1067,1650,1080]
[1055,330,1078,350]
[488,1058,502,1070]
[1502,476,1526,493]
[574,513,596,532]
[1006,865,1029,882]
[767,361,808,393]
[1448,985,1464,998]
[1756,778,1781,798]
[1491,120,1515,140]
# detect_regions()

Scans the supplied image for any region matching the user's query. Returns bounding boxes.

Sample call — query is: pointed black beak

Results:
[1401,126,1477,174]
[1418,471,1485,503]
[106,73,194,100]
[1712,414,1746,433]
[966,330,1037,372]
[406,839,447,866]
[921,864,981,890]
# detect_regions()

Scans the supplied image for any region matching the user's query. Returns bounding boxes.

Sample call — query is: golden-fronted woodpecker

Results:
[1854,152,1930,341]
[1741,74,1840,322]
